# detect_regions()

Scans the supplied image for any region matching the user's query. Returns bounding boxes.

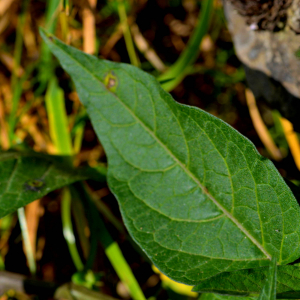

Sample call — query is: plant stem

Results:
[45,77,86,271]
[60,10,69,42]
[74,182,146,300]
[117,0,140,67]
[61,188,84,271]
[158,0,213,91]
[105,242,146,300]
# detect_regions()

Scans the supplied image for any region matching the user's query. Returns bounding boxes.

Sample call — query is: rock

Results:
[223,0,300,129]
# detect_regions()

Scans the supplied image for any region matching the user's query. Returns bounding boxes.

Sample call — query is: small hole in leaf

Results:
[108,77,116,88]
[104,71,118,92]
[24,179,45,192]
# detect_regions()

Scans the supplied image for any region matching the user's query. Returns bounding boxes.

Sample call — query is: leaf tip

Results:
[39,27,55,43]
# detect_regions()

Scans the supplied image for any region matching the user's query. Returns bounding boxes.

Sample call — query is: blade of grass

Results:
[87,187,125,234]
[106,243,146,298]
[158,0,213,91]
[10,0,29,88]
[245,89,282,161]
[8,0,30,143]
[117,0,140,67]
[0,0,15,16]
[74,182,146,300]
[131,23,166,72]
[270,110,289,152]
[272,111,286,138]
[100,23,124,58]
[61,188,84,271]
[37,0,60,95]
[71,197,90,259]
[17,207,36,275]
[25,200,40,270]
[59,9,69,43]
[92,197,125,234]
[8,62,39,143]
[71,108,87,155]
[73,121,85,155]
[45,78,73,155]
[45,0,61,32]
[69,186,98,272]
[9,0,37,276]
[45,77,85,271]
[63,0,71,16]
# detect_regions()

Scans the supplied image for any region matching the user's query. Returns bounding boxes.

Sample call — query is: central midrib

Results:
[118,94,271,260]
[55,40,271,261]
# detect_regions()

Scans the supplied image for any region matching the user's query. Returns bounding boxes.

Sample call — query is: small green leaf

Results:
[257,257,277,300]
[193,264,300,299]
[0,151,100,219]
[40,29,300,284]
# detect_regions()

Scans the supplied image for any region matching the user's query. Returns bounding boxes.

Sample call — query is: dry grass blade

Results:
[280,117,300,171]
[0,52,24,76]
[245,88,282,161]
[83,0,97,55]
[0,0,15,16]
[101,24,124,58]
[131,23,166,72]
[24,200,42,262]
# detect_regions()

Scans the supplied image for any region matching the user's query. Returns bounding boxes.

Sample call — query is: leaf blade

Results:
[257,257,277,300]
[200,293,255,300]
[40,29,300,284]
[0,151,98,219]
[193,263,300,299]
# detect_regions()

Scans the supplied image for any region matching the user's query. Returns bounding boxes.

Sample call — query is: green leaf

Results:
[192,264,300,299]
[257,257,277,300]
[0,151,98,219]
[40,29,300,284]
[200,293,255,300]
